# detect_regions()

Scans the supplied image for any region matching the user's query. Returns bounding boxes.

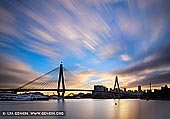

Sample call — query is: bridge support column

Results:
[57,62,65,99]
[114,76,120,98]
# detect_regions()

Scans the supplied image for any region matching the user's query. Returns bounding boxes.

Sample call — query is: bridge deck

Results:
[0,89,93,92]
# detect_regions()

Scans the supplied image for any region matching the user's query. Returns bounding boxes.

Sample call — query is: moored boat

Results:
[33,94,49,100]
[0,93,17,101]
[15,94,34,101]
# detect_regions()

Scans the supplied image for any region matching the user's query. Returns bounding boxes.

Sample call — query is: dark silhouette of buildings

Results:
[92,85,112,99]
[142,85,170,100]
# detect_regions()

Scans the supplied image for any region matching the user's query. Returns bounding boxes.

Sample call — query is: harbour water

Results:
[0,99,170,119]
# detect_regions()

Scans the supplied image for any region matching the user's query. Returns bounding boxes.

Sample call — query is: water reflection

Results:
[0,99,170,119]
[116,99,135,119]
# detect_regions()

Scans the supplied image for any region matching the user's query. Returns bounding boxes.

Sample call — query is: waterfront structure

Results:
[92,85,112,98]
[152,85,170,100]
[0,92,49,101]
[0,93,18,101]
[94,85,108,91]
[142,85,170,100]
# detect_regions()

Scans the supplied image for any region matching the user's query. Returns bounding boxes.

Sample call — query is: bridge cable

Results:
[17,67,59,89]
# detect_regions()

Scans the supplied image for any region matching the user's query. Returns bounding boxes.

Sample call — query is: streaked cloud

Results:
[114,44,170,87]
[0,55,41,88]
[0,0,114,60]
[0,0,170,89]
[0,7,16,35]
[65,70,97,89]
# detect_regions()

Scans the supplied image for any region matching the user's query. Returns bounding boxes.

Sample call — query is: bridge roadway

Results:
[0,89,93,92]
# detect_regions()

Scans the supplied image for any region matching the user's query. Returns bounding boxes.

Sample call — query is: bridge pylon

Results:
[57,62,65,99]
[113,76,120,94]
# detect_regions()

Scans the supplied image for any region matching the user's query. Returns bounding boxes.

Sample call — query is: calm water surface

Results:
[0,99,170,119]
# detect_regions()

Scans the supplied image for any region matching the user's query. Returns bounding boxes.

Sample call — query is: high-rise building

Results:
[92,85,112,98]
[124,88,126,92]
[149,83,152,92]
[138,85,141,92]
[94,85,108,91]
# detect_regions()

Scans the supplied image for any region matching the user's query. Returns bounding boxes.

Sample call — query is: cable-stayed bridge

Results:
[0,62,121,98]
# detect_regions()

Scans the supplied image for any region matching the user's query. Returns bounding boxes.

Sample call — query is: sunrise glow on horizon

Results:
[0,0,170,91]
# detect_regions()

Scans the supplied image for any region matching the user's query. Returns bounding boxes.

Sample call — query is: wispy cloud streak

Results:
[0,0,170,88]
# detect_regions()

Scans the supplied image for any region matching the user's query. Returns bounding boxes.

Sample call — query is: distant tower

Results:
[114,76,120,92]
[124,88,126,92]
[149,83,151,92]
[138,85,142,92]
[57,62,65,98]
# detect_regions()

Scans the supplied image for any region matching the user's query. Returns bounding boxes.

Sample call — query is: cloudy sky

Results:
[0,0,170,90]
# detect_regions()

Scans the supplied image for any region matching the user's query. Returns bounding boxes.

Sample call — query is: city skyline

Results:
[0,0,170,90]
